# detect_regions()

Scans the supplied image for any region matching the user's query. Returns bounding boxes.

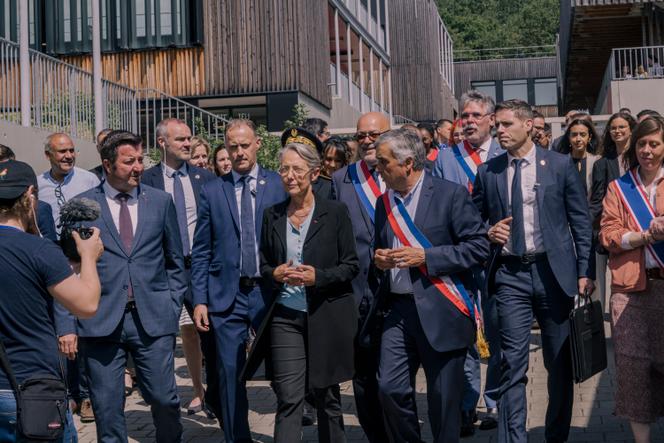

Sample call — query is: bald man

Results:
[331,111,390,442]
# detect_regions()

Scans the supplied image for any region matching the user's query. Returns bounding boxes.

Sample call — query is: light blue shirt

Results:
[231,164,260,277]
[162,162,197,251]
[389,173,425,294]
[277,201,315,312]
[37,167,100,238]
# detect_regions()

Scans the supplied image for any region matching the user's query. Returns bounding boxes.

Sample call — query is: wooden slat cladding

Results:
[388,0,449,121]
[61,47,205,97]
[454,57,558,99]
[203,0,331,108]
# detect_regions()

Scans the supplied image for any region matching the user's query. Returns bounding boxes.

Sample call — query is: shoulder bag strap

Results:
[0,336,20,395]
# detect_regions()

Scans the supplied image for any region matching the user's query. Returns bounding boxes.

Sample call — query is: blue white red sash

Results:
[451,141,483,190]
[613,168,664,268]
[381,192,477,319]
[427,148,439,162]
[348,160,385,223]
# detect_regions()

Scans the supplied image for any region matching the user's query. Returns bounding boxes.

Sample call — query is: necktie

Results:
[510,159,526,256]
[116,193,134,300]
[240,176,257,277]
[172,171,191,255]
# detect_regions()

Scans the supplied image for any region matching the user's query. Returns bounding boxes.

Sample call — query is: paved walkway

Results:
[75,320,664,442]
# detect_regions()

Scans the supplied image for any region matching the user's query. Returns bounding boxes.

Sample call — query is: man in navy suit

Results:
[331,111,390,443]
[433,90,504,435]
[141,118,221,420]
[192,119,287,443]
[371,128,490,443]
[76,131,188,443]
[472,100,593,443]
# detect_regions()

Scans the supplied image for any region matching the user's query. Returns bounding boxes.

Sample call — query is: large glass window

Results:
[503,79,528,101]
[471,81,497,101]
[534,78,557,105]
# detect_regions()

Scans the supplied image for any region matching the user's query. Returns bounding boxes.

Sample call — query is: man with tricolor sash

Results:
[369,128,490,443]
[434,89,504,435]
[331,112,390,442]
[472,99,593,443]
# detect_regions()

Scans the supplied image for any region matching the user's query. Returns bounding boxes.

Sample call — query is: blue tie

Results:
[240,175,257,277]
[511,158,526,256]
[172,170,190,255]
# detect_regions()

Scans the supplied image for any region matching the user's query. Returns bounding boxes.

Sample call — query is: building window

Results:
[471,81,497,101]
[534,78,557,106]
[503,79,528,101]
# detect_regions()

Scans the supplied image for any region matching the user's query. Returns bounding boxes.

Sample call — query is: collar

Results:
[507,143,536,166]
[477,137,492,153]
[45,167,76,185]
[162,162,188,178]
[103,180,139,200]
[393,171,425,202]
[635,166,664,190]
[231,163,259,184]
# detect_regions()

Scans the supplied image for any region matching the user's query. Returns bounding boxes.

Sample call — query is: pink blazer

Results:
[599,177,664,292]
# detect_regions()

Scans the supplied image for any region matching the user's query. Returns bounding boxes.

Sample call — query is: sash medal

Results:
[613,168,664,267]
[348,160,385,223]
[381,192,490,358]
[451,141,483,191]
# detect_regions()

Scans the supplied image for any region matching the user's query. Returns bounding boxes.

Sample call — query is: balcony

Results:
[595,45,664,115]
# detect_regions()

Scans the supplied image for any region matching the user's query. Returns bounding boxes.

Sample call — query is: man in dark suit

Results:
[472,99,593,443]
[192,119,287,443]
[141,118,221,420]
[331,111,390,443]
[432,90,504,434]
[76,131,188,442]
[371,128,490,443]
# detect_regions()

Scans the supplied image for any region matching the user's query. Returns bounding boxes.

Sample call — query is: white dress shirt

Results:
[473,137,493,163]
[162,162,197,249]
[620,166,664,269]
[231,164,260,277]
[103,181,138,236]
[389,173,425,294]
[502,145,544,255]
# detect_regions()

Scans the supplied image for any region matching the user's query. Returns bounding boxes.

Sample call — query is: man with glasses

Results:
[36,132,100,424]
[432,90,503,437]
[532,111,546,148]
[192,119,286,443]
[331,111,390,442]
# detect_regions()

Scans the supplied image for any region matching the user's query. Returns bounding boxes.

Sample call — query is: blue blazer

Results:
[74,184,188,338]
[191,166,287,313]
[373,173,490,353]
[141,163,217,207]
[432,138,503,188]
[331,164,380,308]
[472,147,592,297]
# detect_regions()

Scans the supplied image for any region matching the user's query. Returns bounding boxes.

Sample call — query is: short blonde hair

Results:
[190,136,211,155]
[279,143,321,170]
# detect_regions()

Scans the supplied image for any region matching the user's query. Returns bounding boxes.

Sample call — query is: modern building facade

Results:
[0,0,456,130]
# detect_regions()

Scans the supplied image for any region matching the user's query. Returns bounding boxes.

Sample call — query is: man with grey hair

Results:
[433,90,504,435]
[368,128,490,442]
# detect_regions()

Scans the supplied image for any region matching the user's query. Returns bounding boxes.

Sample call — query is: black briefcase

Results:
[569,290,608,383]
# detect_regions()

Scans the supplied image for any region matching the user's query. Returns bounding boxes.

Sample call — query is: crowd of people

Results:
[0,89,663,443]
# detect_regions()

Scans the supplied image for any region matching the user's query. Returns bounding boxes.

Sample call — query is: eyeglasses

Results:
[278,166,312,179]
[460,112,491,122]
[54,184,66,208]
[355,130,387,141]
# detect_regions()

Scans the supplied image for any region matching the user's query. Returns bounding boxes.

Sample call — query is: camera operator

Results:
[0,160,103,442]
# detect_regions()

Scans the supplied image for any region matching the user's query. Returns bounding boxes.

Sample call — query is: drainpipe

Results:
[92,0,103,136]
[19,0,30,127]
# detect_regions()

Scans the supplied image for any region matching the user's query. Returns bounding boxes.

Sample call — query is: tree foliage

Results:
[436,0,560,52]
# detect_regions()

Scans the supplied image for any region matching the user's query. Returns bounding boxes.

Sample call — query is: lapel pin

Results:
[259,179,266,185]
[195,174,200,179]
[540,160,546,166]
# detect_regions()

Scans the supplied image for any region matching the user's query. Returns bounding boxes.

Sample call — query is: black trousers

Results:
[270,305,346,443]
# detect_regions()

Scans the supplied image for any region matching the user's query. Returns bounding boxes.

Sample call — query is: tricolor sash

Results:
[451,141,483,190]
[427,148,439,162]
[613,168,664,268]
[381,192,476,319]
[348,160,385,223]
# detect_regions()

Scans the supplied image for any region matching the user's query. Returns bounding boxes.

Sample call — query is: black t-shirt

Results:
[0,226,73,390]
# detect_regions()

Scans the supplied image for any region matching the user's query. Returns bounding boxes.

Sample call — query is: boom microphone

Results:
[58,198,101,260]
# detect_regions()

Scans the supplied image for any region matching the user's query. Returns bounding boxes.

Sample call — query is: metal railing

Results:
[392,114,416,125]
[136,89,229,153]
[454,45,557,62]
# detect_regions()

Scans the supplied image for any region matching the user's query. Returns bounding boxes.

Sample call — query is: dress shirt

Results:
[37,167,100,237]
[502,145,544,255]
[389,172,425,294]
[472,137,493,163]
[103,181,138,237]
[620,166,664,269]
[162,162,197,249]
[231,164,260,277]
[277,201,315,312]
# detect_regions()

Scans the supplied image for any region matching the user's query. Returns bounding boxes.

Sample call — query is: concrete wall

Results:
[0,121,98,173]
[606,79,664,115]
